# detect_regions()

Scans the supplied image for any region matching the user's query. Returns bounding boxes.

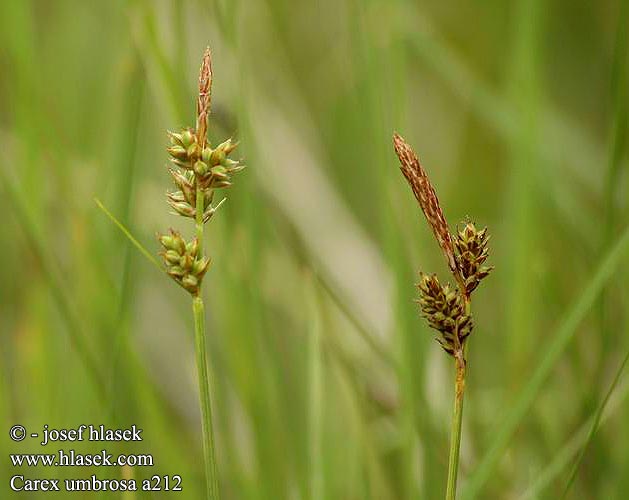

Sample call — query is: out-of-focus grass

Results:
[1,1,628,499]
[462,224,629,499]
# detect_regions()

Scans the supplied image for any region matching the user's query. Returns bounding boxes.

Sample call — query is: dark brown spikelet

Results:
[453,221,494,295]
[416,273,472,356]
[196,47,212,147]
[393,133,460,283]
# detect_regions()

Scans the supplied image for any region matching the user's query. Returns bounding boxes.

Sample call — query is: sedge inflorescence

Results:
[159,229,210,295]
[393,133,492,357]
[166,131,243,221]
[158,48,245,296]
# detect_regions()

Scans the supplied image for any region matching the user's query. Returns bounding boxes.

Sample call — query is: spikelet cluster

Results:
[453,221,493,295]
[393,133,492,356]
[166,130,244,220]
[158,48,245,295]
[158,229,210,295]
[417,274,473,355]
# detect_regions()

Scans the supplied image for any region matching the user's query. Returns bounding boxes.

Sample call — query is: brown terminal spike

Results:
[393,133,462,287]
[196,47,212,148]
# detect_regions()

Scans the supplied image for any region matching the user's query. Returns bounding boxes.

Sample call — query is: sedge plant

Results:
[393,133,492,500]
[157,48,245,499]
[99,48,245,499]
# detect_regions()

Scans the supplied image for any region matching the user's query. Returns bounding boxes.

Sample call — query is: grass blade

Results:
[269,201,398,371]
[561,348,629,497]
[94,198,162,272]
[517,372,629,499]
[306,273,324,500]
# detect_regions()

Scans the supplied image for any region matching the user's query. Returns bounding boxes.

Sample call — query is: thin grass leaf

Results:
[306,273,324,500]
[404,12,618,248]
[320,312,397,500]
[313,268,399,371]
[104,55,147,425]
[517,376,629,499]
[134,1,186,124]
[94,198,163,272]
[603,2,628,238]
[518,424,588,500]
[462,224,629,499]
[591,0,629,363]
[110,52,146,317]
[561,348,629,497]
[268,200,399,371]
[405,16,605,197]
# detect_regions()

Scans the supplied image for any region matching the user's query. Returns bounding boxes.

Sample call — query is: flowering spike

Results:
[453,221,494,295]
[158,230,209,295]
[416,273,472,356]
[196,47,212,147]
[393,133,461,285]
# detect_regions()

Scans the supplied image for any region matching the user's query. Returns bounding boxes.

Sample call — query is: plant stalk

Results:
[193,181,219,499]
[193,296,220,499]
[446,352,466,500]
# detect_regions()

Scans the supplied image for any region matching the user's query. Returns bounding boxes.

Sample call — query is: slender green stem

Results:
[446,354,466,500]
[445,295,471,500]
[193,178,219,498]
[193,296,220,499]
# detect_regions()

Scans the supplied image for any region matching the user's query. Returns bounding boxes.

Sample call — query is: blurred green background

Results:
[1,0,628,498]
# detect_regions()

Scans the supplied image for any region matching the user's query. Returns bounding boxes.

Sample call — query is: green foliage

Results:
[1,1,628,499]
